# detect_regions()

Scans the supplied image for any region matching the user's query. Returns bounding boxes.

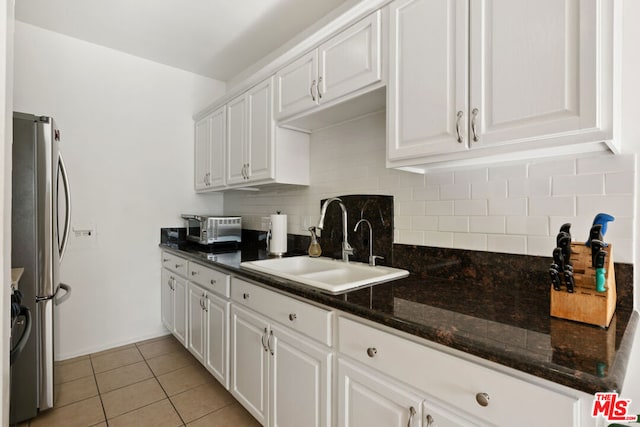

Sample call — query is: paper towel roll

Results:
[269,214,287,256]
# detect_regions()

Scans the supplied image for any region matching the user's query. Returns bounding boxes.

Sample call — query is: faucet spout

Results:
[318,197,353,262]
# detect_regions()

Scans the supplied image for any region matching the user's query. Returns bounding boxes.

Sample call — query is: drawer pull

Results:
[163,258,169,262]
[407,406,416,427]
[191,271,198,276]
[175,264,182,269]
[243,293,250,300]
[366,347,377,358]
[288,313,297,321]
[475,392,490,407]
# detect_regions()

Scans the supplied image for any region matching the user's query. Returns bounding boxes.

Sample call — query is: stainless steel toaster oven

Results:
[181,215,242,244]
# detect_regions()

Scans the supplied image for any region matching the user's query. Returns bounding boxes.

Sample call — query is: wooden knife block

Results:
[550,243,616,328]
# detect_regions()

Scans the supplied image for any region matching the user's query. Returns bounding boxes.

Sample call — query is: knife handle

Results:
[549,266,562,291]
[595,268,606,292]
[552,248,565,271]
[564,269,575,293]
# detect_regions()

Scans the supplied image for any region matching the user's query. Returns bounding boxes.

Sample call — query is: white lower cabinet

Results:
[160,267,187,347]
[230,279,333,427]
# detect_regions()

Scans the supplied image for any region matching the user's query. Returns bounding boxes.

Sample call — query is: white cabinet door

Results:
[270,325,332,427]
[194,117,212,191]
[187,283,206,363]
[469,0,598,148]
[275,50,319,119]
[318,10,382,105]
[388,0,469,160]
[205,292,230,389]
[161,269,174,331]
[422,400,479,427]
[208,106,227,188]
[173,275,188,346]
[247,78,274,183]
[338,358,423,427]
[226,95,247,185]
[231,305,269,425]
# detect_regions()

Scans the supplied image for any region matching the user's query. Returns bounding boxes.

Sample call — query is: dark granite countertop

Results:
[159,239,638,396]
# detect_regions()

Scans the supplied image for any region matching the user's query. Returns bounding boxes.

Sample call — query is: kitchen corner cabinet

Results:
[160,254,188,346]
[275,10,382,121]
[194,106,226,191]
[230,278,332,427]
[387,0,616,168]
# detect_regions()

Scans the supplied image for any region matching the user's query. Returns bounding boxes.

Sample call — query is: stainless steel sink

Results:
[240,256,409,294]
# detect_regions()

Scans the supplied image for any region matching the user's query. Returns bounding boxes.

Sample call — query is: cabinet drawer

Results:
[161,252,188,277]
[188,262,230,297]
[338,317,579,427]
[231,278,333,347]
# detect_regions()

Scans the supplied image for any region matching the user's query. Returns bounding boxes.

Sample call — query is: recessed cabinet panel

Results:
[161,269,174,331]
[319,11,382,105]
[388,0,469,160]
[469,0,597,147]
[247,80,275,182]
[188,283,206,363]
[227,95,247,185]
[209,107,226,188]
[194,118,211,191]
[172,275,188,346]
[275,51,319,119]
[205,292,230,389]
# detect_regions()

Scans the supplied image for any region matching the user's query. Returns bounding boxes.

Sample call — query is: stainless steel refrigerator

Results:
[11,112,72,424]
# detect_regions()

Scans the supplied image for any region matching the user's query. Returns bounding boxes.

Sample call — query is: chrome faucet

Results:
[318,197,354,262]
[354,219,383,266]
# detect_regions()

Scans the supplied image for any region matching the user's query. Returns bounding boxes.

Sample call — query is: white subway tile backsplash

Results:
[528,197,575,217]
[394,216,411,230]
[438,216,469,232]
[489,198,527,216]
[413,185,439,201]
[552,174,604,196]
[398,201,426,216]
[549,216,592,238]
[527,236,556,257]
[439,183,471,200]
[508,178,551,197]
[605,172,635,195]
[426,171,454,186]
[453,233,487,251]
[610,238,633,263]
[528,158,576,177]
[411,216,438,231]
[424,231,454,248]
[488,235,527,254]
[576,195,634,218]
[472,181,507,199]
[469,216,506,234]
[425,200,454,216]
[577,154,635,174]
[399,230,425,245]
[489,164,527,181]
[454,199,488,216]
[600,216,633,239]
[454,168,488,184]
[506,216,549,236]
[399,171,426,188]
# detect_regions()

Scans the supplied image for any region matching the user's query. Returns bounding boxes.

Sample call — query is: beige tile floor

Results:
[16,335,260,427]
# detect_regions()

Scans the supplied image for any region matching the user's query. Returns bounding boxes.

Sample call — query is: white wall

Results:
[13,22,226,359]
[0,0,14,423]
[225,112,635,263]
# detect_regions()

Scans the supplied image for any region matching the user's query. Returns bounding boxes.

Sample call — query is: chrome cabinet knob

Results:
[475,392,490,407]
[288,313,297,321]
[366,347,377,358]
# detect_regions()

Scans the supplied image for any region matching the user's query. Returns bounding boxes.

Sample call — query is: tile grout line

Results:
[136,341,188,427]
[88,354,110,427]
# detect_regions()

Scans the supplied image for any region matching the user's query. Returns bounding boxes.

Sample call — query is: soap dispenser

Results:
[308,227,322,257]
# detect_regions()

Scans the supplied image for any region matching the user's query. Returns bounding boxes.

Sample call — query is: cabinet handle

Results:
[455,110,463,143]
[199,299,204,310]
[240,165,246,179]
[210,279,216,285]
[288,313,297,321]
[475,392,490,407]
[317,76,323,99]
[407,406,416,427]
[425,414,434,426]
[261,328,268,352]
[366,347,377,358]
[203,299,208,312]
[245,163,250,180]
[471,108,479,142]
[175,264,182,269]
[267,330,274,355]
[163,258,169,262]
[310,80,316,101]
[243,293,250,300]
[191,271,198,276]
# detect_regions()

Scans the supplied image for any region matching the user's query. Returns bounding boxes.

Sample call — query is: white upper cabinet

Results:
[226,94,248,185]
[387,0,618,169]
[387,0,469,160]
[194,106,226,191]
[276,10,382,120]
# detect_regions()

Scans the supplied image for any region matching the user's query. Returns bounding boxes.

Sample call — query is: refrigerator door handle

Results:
[54,283,72,306]
[57,153,71,261]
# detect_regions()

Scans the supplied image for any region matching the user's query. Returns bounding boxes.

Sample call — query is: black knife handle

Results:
[549,266,562,291]
[558,236,572,266]
[552,248,565,271]
[559,223,571,234]
[564,269,575,293]
[591,239,604,268]
[595,250,607,269]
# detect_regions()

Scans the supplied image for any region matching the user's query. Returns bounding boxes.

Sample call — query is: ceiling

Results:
[15,0,347,81]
